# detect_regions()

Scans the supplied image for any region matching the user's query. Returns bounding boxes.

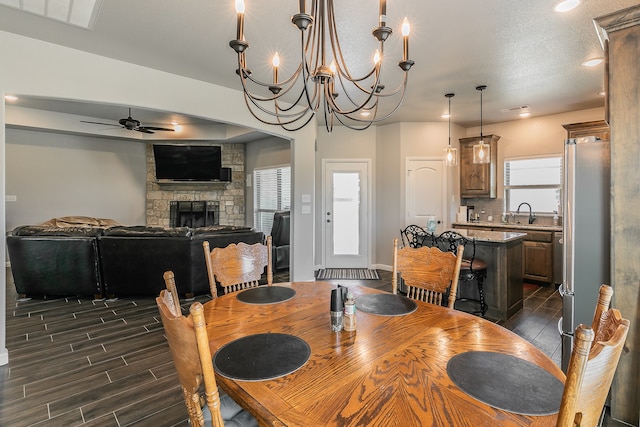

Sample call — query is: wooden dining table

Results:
[202,282,565,426]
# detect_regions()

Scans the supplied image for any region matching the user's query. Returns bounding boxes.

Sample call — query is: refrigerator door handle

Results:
[558,318,573,337]
[558,283,574,298]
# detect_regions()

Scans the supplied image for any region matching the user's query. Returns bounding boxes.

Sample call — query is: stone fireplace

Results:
[145,143,245,227]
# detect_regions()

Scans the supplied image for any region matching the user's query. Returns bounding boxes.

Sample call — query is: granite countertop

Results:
[453,222,562,232]
[453,229,526,243]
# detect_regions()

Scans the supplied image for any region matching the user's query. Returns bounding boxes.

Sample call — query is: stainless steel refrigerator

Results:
[559,136,610,372]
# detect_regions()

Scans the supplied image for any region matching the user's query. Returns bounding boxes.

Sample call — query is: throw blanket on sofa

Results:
[39,216,122,228]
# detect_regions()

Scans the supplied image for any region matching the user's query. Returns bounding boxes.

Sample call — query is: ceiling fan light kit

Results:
[81,108,175,134]
[229,0,414,132]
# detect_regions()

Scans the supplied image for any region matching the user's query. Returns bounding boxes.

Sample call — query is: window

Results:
[504,157,562,214]
[253,166,291,234]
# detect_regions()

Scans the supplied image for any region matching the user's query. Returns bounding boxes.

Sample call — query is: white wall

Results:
[5,128,146,230]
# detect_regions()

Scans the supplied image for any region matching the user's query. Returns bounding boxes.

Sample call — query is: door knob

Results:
[327,219,331,223]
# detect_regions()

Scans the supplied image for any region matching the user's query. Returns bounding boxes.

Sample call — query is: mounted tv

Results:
[153,144,223,182]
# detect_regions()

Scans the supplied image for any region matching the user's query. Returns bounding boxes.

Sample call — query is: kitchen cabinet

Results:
[459,134,500,198]
[521,232,554,283]
[562,120,610,141]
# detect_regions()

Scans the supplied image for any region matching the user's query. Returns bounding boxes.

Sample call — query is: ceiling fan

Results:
[81,107,175,134]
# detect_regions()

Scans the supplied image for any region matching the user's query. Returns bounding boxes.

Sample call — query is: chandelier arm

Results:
[332,112,375,131]
[337,77,410,124]
[241,77,314,121]
[242,92,309,126]
[238,67,304,104]
[327,70,381,115]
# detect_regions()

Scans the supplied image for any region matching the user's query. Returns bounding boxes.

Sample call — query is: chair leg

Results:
[476,272,488,318]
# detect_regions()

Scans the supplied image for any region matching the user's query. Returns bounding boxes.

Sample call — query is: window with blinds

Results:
[504,157,562,214]
[253,166,291,234]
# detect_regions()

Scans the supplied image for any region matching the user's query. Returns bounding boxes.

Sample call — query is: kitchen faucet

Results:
[516,202,536,224]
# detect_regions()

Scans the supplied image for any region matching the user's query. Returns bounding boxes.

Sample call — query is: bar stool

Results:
[433,230,488,317]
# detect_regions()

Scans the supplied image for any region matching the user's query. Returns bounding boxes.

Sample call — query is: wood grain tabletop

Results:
[203,282,564,426]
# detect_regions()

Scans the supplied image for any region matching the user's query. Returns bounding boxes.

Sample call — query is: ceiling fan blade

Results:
[138,126,175,132]
[80,120,121,127]
[136,128,155,134]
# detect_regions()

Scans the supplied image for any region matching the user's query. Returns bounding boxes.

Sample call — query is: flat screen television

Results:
[153,144,222,181]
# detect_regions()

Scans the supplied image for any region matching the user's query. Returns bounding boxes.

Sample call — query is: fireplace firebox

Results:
[170,201,219,228]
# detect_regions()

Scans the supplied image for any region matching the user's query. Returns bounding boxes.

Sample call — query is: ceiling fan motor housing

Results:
[119,117,141,130]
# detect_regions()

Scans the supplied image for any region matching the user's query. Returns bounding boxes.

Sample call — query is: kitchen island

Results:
[452,228,526,321]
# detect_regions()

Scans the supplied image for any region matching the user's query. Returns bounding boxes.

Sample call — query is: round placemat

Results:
[447,351,564,416]
[236,286,296,304]
[214,333,310,381]
[355,293,418,316]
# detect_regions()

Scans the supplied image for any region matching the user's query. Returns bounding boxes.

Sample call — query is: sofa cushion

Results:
[190,225,252,236]
[101,226,191,238]
[11,225,105,237]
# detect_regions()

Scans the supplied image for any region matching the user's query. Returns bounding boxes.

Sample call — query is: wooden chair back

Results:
[156,293,225,426]
[162,271,182,316]
[592,284,613,343]
[203,236,272,297]
[392,237,464,308]
[557,308,630,427]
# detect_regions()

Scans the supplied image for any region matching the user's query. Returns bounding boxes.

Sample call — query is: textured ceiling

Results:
[1,0,636,130]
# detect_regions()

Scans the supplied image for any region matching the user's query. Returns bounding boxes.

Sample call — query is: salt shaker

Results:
[343,293,356,332]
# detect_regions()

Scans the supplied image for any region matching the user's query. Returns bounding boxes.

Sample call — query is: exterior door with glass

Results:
[323,160,370,268]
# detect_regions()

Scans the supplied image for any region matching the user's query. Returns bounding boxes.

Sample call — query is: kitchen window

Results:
[504,156,562,214]
[253,165,291,234]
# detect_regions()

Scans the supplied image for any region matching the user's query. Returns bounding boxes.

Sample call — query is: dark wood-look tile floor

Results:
[2,268,564,426]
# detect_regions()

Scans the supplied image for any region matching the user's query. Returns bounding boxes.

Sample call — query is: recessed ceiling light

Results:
[582,58,603,67]
[441,113,451,119]
[554,0,580,12]
[360,111,371,117]
[519,112,531,118]
[598,91,606,96]
[4,95,18,101]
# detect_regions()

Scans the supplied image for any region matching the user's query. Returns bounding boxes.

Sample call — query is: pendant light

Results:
[444,93,457,167]
[473,85,490,164]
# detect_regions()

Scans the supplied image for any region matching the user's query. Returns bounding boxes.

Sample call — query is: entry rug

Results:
[316,268,380,280]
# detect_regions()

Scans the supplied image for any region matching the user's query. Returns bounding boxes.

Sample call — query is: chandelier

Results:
[229,0,415,132]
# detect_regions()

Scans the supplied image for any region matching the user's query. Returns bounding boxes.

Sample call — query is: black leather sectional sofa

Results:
[7,224,263,300]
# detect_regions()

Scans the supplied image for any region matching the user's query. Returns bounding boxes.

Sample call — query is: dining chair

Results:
[392,237,464,308]
[557,307,629,427]
[156,292,258,427]
[203,235,272,298]
[433,230,489,317]
[400,224,432,248]
[162,270,183,316]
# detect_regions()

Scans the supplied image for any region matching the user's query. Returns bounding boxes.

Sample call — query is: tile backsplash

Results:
[461,198,561,226]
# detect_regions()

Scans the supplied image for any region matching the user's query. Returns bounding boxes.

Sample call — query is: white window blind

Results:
[504,157,562,213]
[254,166,291,234]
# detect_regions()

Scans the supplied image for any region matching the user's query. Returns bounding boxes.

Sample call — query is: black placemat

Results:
[214,333,310,381]
[447,351,564,416]
[355,293,418,316]
[236,286,296,304]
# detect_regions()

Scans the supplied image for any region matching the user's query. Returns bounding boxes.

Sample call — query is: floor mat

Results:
[315,268,380,280]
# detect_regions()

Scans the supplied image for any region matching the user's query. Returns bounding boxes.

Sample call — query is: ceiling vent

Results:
[500,105,531,113]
